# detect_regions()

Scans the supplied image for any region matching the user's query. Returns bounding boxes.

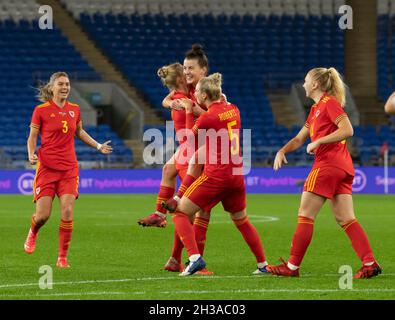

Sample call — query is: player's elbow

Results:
[344,126,353,138]
[162,98,170,108]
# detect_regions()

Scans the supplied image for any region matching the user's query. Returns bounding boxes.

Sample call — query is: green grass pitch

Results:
[0,194,394,300]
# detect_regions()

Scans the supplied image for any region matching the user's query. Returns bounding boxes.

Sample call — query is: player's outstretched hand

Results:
[98,140,113,154]
[273,151,287,171]
[29,154,38,165]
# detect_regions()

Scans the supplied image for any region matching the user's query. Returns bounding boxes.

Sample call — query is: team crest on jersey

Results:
[69,111,75,118]
[35,187,41,195]
[315,109,321,118]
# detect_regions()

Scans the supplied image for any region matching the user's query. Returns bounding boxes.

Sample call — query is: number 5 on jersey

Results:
[227,120,240,155]
[62,120,68,133]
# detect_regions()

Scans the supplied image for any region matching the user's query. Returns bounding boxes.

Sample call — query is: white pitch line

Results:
[1,288,395,298]
[1,273,395,290]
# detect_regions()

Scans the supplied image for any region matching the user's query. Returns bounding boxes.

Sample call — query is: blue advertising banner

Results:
[0,167,394,195]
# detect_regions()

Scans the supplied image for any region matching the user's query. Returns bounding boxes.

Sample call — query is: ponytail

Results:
[309,67,346,107]
[157,63,183,90]
[185,43,209,71]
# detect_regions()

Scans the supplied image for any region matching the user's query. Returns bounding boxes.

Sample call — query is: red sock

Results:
[341,219,375,264]
[156,185,175,214]
[172,211,199,257]
[176,174,196,198]
[31,214,45,235]
[288,216,315,267]
[193,217,209,256]
[59,219,73,259]
[233,216,266,263]
[171,230,184,263]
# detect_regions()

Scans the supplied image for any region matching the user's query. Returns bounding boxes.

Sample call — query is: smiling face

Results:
[51,76,70,101]
[183,58,207,86]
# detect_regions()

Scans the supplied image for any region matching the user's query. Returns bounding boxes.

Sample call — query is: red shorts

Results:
[303,166,353,199]
[184,173,246,213]
[33,162,79,202]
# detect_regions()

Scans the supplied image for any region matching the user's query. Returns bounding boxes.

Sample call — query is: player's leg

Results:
[229,208,269,275]
[193,209,210,256]
[138,154,178,227]
[192,209,214,275]
[56,194,76,268]
[24,196,53,254]
[329,193,381,279]
[267,191,326,277]
[164,161,189,272]
[56,175,79,268]
[163,146,205,212]
[173,196,206,276]
[173,174,221,276]
[221,178,268,275]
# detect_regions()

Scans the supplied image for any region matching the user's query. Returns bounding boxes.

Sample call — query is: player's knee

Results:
[61,204,74,220]
[196,210,210,220]
[334,214,355,225]
[35,214,50,225]
[297,211,315,221]
[230,210,246,221]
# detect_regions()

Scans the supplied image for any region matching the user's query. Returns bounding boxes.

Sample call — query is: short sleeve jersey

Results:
[192,101,243,178]
[30,100,81,171]
[305,93,354,175]
[171,91,190,144]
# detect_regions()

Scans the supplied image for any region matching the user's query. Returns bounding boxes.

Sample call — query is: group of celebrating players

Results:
[23,43,388,279]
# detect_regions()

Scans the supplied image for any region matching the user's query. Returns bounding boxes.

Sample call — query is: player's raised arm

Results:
[162,90,175,108]
[75,121,113,154]
[273,126,310,171]
[384,91,395,115]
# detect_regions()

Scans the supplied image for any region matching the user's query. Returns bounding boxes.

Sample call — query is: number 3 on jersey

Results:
[62,120,68,133]
[227,120,240,155]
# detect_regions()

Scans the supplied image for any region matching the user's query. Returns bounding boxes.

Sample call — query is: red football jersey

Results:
[192,101,243,178]
[305,93,354,175]
[30,100,81,171]
[171,91,190,143]
[188,84,196,104]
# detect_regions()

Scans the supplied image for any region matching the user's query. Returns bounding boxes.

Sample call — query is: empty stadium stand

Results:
[61,0,348,167]
[0,0,133,168]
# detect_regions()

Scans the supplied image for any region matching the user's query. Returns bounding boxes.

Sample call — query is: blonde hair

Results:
[198,73,222,101]
[157,63,183,90]
[308,67,346,107]
[37,72,69,102]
